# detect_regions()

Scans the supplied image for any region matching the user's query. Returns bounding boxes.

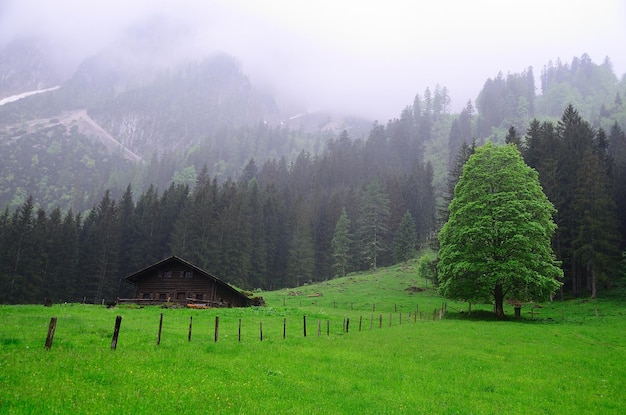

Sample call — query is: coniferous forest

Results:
[0,116,435,302]
[1,52,626,304]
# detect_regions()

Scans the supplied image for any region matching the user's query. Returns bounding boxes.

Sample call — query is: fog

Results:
[2,0,625,120]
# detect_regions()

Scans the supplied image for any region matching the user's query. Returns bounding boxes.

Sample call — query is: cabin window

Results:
[142,293,150,299]
[185,271,193,279]
[195,293,203,300]
[163,271,172,279]
[158,293,167,300]
[176,292,186,301]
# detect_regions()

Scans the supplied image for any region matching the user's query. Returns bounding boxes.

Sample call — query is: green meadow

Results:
[1,261,625,414]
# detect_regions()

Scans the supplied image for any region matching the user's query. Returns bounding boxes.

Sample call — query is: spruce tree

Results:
[572,142,621,297]
[286,197,315,286]
[393,211,417,263]
[331,207,352,278]
[357,180,390,270]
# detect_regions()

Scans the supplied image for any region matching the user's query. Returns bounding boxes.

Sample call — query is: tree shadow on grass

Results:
[444,309,559,324]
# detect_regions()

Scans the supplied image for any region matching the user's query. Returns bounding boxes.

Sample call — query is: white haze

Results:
[1,0,625,120]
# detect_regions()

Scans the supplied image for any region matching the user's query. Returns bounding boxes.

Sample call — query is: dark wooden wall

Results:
[133,265,249,307]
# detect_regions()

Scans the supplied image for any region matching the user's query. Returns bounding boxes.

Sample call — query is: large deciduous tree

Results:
[438,143,562,317]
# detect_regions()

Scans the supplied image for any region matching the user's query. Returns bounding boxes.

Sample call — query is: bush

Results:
[418,252,439,287]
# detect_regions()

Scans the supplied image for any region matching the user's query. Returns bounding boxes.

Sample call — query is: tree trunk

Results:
[590,262,597,299]
[494,284,504,318]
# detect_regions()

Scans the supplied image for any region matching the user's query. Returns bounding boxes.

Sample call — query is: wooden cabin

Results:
[121,256,251,307]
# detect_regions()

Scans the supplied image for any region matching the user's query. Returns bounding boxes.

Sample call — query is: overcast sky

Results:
[1,0,625,119]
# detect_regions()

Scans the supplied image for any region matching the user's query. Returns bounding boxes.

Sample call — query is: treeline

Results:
[0,115,436,304]
[520,105,625,298]
[473,54,626,141]
[447,105,626,298]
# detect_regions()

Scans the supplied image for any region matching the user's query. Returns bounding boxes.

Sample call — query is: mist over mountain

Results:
[1,1,626,215]
[0,30,376,212]
[0,38,63,98]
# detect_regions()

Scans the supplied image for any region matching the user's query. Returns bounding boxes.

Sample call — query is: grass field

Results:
[1,260,625,414]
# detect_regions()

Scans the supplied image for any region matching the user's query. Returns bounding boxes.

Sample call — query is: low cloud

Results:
[2,0,624,120]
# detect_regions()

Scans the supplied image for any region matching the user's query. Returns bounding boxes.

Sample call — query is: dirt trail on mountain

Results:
[68,110,142,162]
[2,109,142,163]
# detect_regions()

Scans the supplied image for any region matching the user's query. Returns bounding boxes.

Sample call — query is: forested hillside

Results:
[0,115,434,302]
[0,39,363,212]
[1,41,626,304]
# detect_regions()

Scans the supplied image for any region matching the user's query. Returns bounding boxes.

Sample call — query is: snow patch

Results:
[0,86,60,106]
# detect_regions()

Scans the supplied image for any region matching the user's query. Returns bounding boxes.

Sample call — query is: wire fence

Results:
[1,303,448,352]
[4,299,604,351]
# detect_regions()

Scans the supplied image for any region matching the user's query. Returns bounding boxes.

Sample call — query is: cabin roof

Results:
[124,255,248,301]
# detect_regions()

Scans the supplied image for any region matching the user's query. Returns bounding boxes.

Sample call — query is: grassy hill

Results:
[1,260,625,414]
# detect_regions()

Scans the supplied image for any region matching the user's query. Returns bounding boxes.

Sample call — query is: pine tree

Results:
[247,179,268,289]
[117,184,136,279]
[216,180,252,288]
[357,180,390,270]
[393,211,417,263]
[55,209,80,301]
[262,183,288,289]
[157,183,190,260]
[0,208,11,302]
[331,207,352,278]
[441,140,476,226]
[286,197,315,286]
[133,185,161,269]
[572,143,621,297]
[78,190,120,303]
[608,122,626,242]
[505,125,521,149]
[555,105,597,295]
[4,197,36,303]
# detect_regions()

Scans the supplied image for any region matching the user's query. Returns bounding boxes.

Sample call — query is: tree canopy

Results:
[438,143,562,317]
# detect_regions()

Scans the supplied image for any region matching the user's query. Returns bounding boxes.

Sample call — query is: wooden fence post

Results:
[379,314,382,328]
[111,315,122,350]
[188,316,193,342]
[283,318,287,339]
[318,319,321,337]
[214,316,219,342]
[346,317,350,333]
[157,313,163,345]
[44,317,57,350]
[303,315,307,337]
[389,313,392,327]
[260,322,263,341]
[359,315,362,332]
[327,319,330,336]
[239,319,242,342]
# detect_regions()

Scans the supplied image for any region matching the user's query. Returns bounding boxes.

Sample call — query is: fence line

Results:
[5,302,592,351]
[40,306,448,351]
